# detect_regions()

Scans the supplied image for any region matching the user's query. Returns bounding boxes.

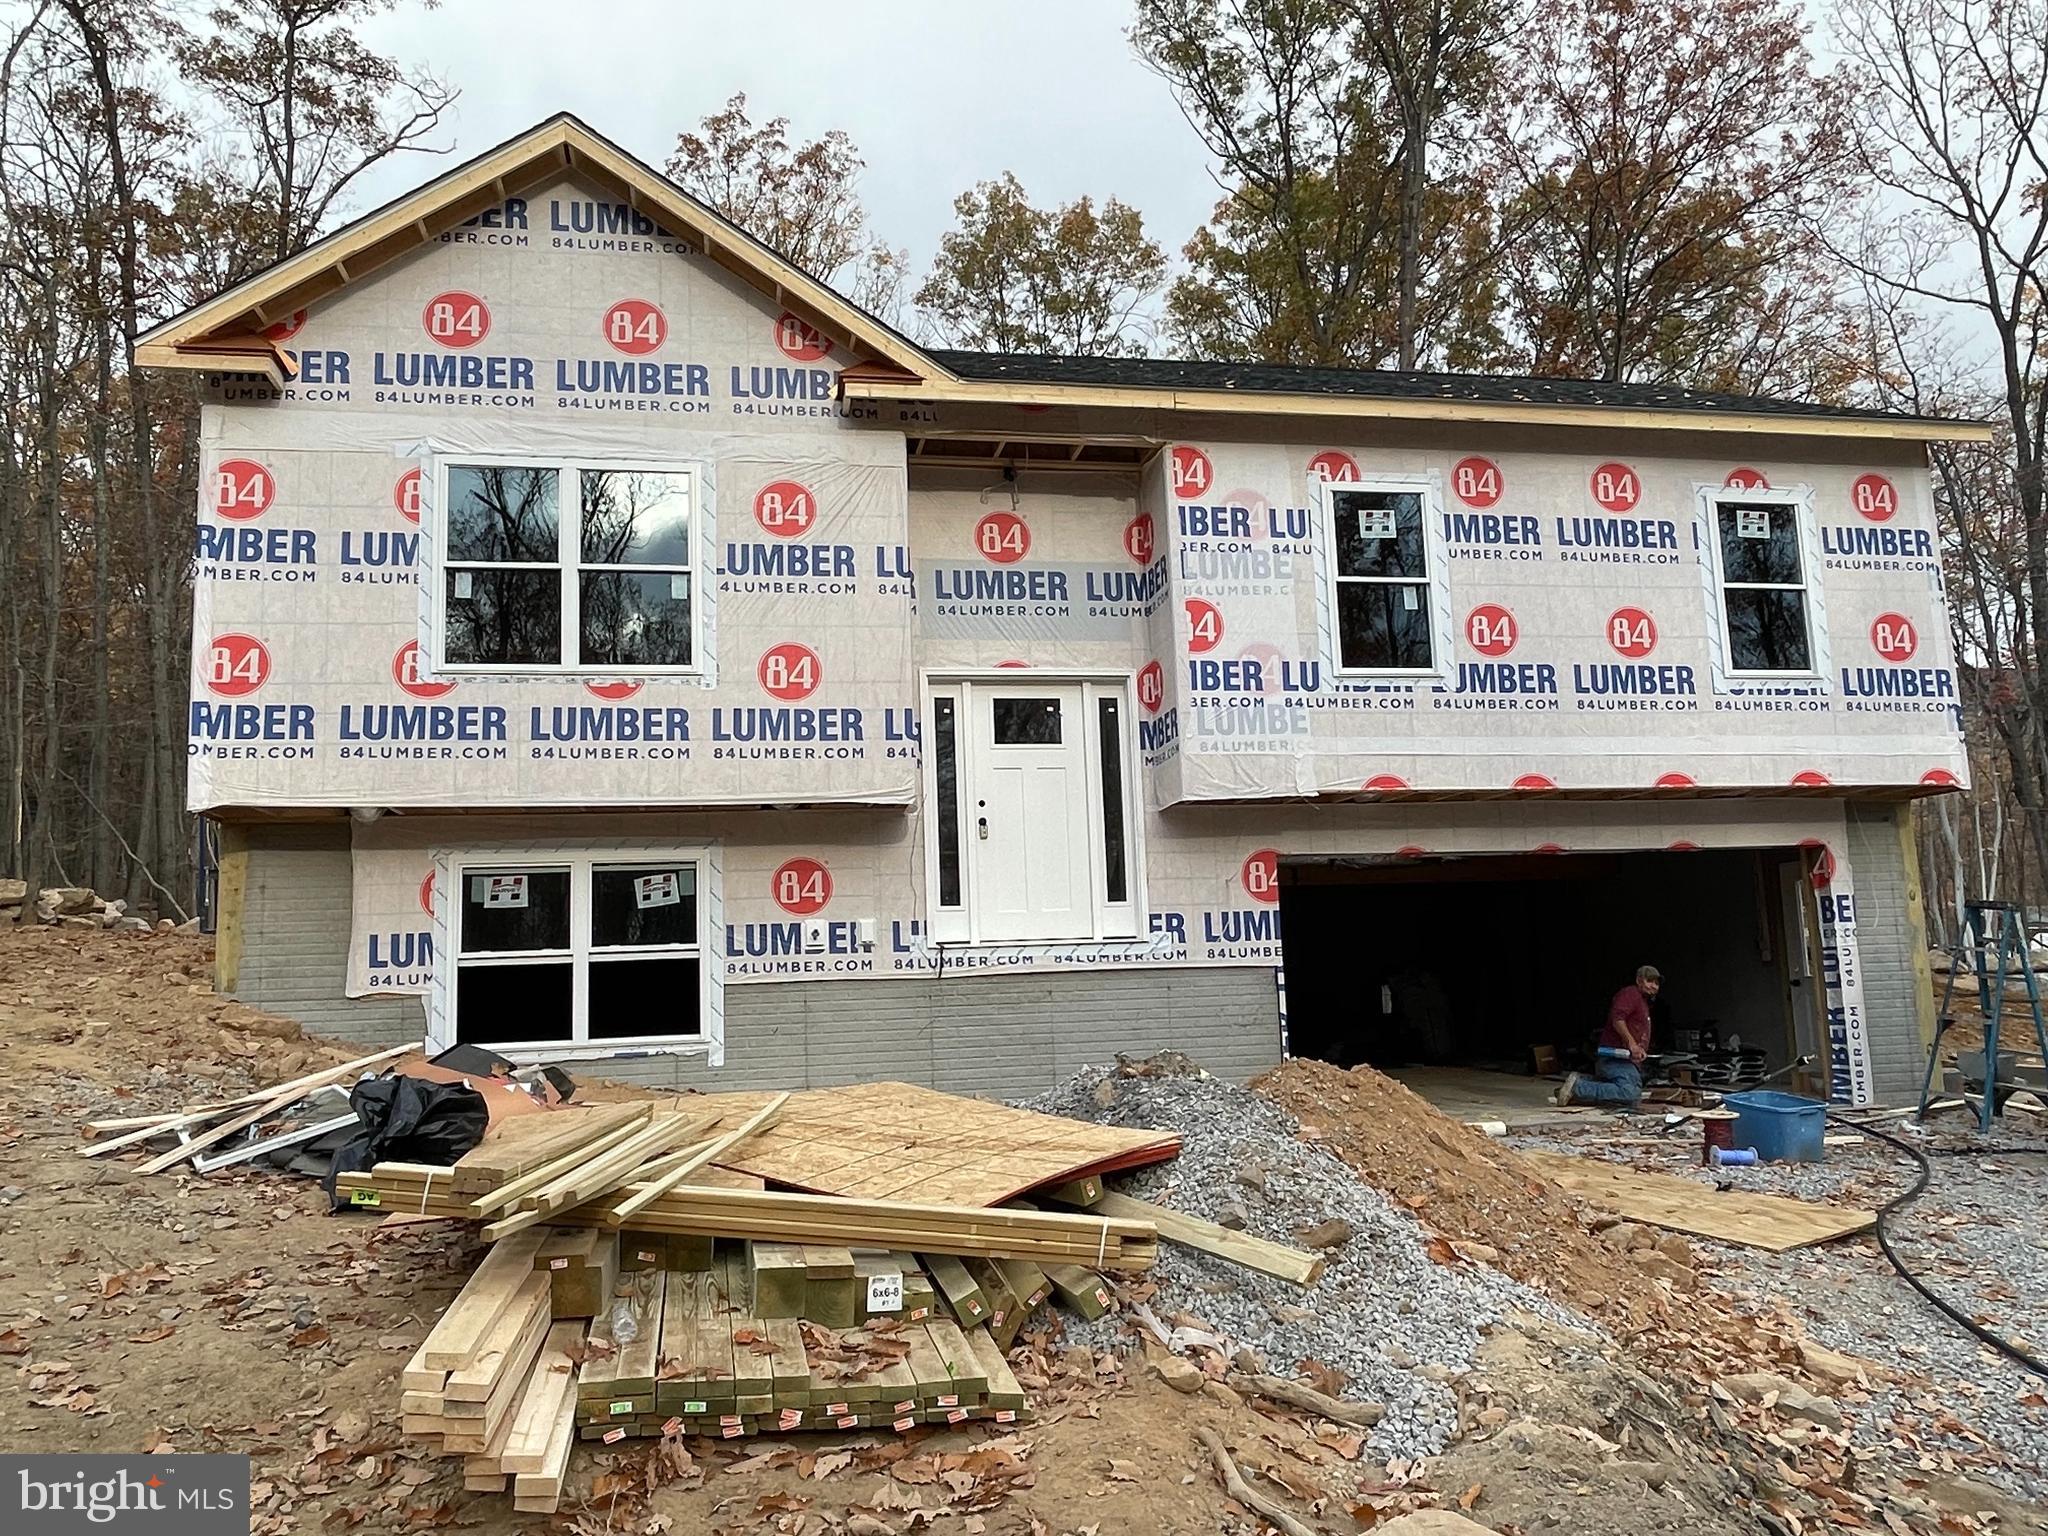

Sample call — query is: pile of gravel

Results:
[1513,1116,2048,1500]
[1020,1059,1593,1462]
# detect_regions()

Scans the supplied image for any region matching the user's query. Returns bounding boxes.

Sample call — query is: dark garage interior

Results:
[1277,847,1825,1090]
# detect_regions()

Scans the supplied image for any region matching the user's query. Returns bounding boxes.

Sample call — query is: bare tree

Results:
[1832,0,2048,885]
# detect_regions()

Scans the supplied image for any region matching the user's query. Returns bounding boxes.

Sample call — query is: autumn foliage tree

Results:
[0,0,454,920]
[1134,0,1508,368]
[667,93,908,318]
[1490,0,1855,393]
[915,174,1167,355]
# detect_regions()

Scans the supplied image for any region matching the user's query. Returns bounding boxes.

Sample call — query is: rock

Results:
[1233,1165,1268,1194]
[0,878,24,908]
[1213,1203,1248,1231]
[1089,1080,1120,1109]
[1627,1248,1697,1291]
[154,918,174,933]
[1200,1380,1244,1410]
[1613,1459,1672,1489]
[1722,1371,1843,1427]
[1457,1241,1500,1265]
[224,1012,301,1042]
[1296,1218,1356,1250]
[1384,1343,1419,1370]
[1375,1512,1499,1534]
[1154,1356,1204,1394]
[1653,1233,1693,1267]
[1797,1338,1876,1390]
[330,1407,371,1444]
[1596,1221,1645,1250]
[0,1186,23,1204]
[41,886,99,915]
[111,917,153,934]
[58,915,99,929]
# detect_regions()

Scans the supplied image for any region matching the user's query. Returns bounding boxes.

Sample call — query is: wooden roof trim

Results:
[840,375,1994,444]
[136,115,946,383]
[135,336,293,386]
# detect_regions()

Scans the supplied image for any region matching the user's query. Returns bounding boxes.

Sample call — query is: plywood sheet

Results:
[1519,1149,1875,1252]
[667,1081,1180,1209]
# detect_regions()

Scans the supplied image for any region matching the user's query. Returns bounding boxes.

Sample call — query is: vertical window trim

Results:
[430,454,704,677]
[445,847,712,1053]
[920,671,1145,946]
[1318,474,1452,680]
[1701,485,1825,682]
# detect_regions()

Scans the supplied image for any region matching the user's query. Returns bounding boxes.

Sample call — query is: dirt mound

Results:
[1253,1058,1640,1310]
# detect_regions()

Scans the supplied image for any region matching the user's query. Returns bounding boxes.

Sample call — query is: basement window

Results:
[1707,489,1819,676]
[1322,479,1447,675]
[450,851,707,1049]
[435,458,700,674]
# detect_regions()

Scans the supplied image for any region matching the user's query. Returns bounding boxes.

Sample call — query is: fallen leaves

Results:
[288,1324,330,1349]
[127,1325,177,1344]
[99,1261,172,1298]
[0,1328,27,1355]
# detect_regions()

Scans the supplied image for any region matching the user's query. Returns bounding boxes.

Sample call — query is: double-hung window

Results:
[438,458,699,673]
[1324,481,1440,673]
[1708,491,1817,675]
[450,852,708,1051]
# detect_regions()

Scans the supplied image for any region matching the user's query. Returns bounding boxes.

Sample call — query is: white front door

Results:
[968,686,1093,941]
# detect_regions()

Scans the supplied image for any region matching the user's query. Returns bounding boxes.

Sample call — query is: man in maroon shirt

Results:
[1556,965,1659,1108]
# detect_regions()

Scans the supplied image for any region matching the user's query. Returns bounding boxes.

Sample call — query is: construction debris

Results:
[1518,1148,1877,1250]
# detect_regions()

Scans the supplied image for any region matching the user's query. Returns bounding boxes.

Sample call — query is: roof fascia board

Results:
[840,375,1994,444]
[137,117,946,383]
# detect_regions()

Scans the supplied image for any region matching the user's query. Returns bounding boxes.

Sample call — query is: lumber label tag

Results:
[609,1400,633,1417]
[602,1427,626,1445]
[348,1188,382,1208]
[661,1417,683,1436]
[864,1271,903,1313]
[3,1453,253,1533]
[684,1400,707,1415]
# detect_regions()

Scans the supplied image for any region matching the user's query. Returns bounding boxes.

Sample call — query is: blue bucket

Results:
[1724,1089,1827,1163]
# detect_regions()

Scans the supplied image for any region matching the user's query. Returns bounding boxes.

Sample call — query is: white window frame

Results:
[430,454,704,677]
[1699,484,1826,683]
[1318,474,1452,680]
[921,669,1145,946]
[442,845,714,1058]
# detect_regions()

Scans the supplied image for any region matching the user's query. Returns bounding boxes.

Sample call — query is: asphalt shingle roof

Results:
[929,350,1933,425]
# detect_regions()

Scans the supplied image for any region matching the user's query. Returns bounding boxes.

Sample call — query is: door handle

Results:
[978,817,989,840]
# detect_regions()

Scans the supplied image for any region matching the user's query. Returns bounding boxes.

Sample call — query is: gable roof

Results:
[141,111,1989,445]
[135,112,941,383]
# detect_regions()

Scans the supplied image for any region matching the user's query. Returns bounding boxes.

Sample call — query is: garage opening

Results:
[1277,847,1826,1112]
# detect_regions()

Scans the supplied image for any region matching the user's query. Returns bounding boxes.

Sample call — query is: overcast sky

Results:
[351,0,1223,285]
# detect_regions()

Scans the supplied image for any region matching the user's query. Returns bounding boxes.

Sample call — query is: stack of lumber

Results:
[572,1245,1026,1442]
[395,1228,593,1512]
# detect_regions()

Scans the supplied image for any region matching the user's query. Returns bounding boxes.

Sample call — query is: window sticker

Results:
[1736,506,1772,540]
[635,872,680,910]
[1358,503,1397,541]
[478,873,528,909]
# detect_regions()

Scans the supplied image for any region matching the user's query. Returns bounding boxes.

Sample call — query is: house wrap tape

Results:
[189,170,1934,1105]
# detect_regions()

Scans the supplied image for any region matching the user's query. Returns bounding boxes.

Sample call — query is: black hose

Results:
[1827,1108,2048,1380]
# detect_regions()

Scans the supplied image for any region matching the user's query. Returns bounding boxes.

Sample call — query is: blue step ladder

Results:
[1919,900,2048,1132]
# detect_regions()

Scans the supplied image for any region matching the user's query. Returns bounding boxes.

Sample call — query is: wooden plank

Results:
[419,1229,549,1371]
[671,1081,1181,1209]
[80,1045,417,1159]
[452,1102,652,1192]
[924,1317,989,1400]
[445,1273,550,1400]
[469,1110,653,1215]
[801,1245,857,1328]
[609,1272,665,1398]
[510,1385,578,1513]
[610,1092,786,1222]
[1044,1263,1113,1321]
[498,1320,585,1474]
[747,1243,807,1318]
[1086,1191,1320,1285]
[1038,1175,1103,1206]
[761,1316,808,1407]
[1518,1149,1876,1252]
[963,1326,1025,1413]
[921,1254,987,1325]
